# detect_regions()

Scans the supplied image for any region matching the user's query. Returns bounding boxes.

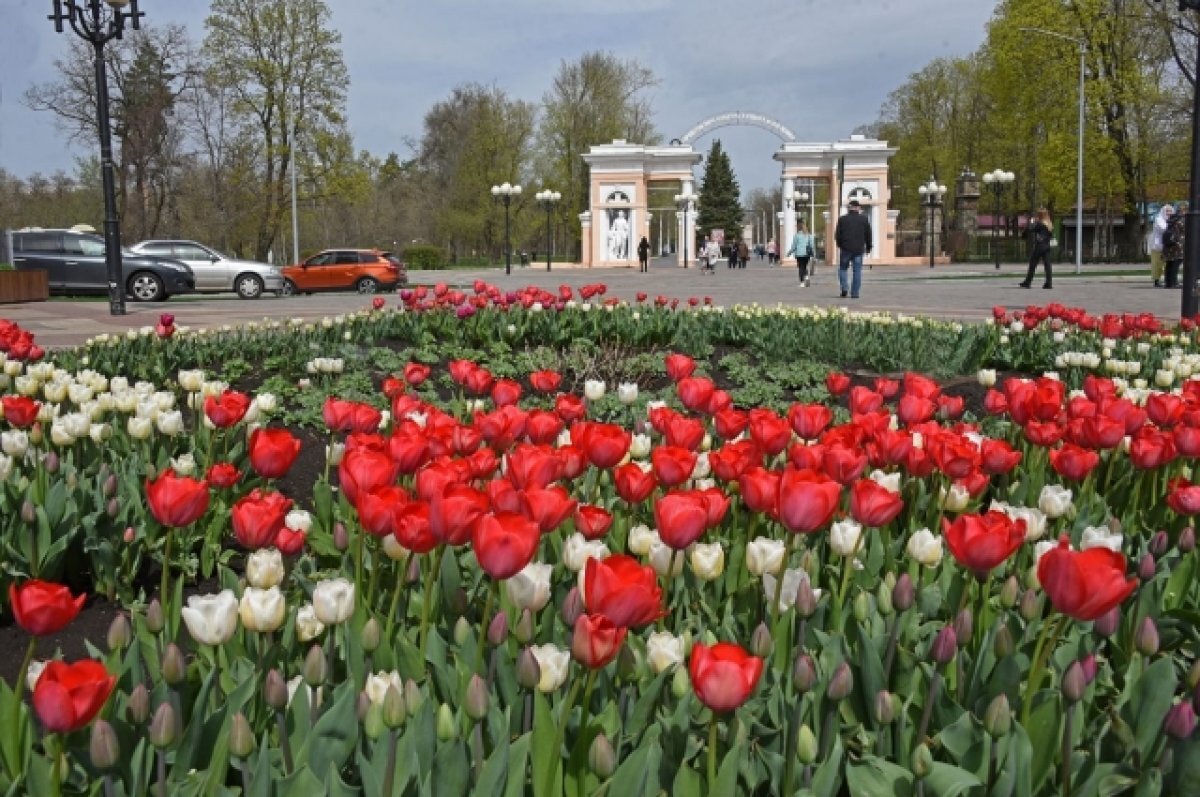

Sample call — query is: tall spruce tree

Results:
[696,140,743,248]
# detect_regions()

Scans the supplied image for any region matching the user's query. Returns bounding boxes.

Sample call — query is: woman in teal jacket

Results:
[786,221,815,286]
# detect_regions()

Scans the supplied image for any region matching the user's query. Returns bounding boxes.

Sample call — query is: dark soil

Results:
[0,596,122,686]
[275,424,328,508]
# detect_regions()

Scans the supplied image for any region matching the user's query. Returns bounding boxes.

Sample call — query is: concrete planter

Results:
[0,270,49,304]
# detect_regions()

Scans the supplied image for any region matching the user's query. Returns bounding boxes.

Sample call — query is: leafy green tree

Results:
[696,140,743,247]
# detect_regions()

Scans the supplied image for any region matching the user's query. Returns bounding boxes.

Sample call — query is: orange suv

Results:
[280,249,406,295]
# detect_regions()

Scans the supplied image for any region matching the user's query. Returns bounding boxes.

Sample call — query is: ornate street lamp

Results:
[48,0,144,316]
[490,182,522,275]
[918,179,947,270]
[982,169,1015,270]
[674,193,698,269]
[535,189,560,272]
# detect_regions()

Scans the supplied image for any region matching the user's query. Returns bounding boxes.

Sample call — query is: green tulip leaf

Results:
[846,755,915,797]
[1025,696,1062,792]
[810,736,845,797]
[503,733,532,797]
[1163,554,1195,611]
[1119,657,1177,762]
[623,670,668,742]
[605,736,661,797]
[300,683,360,783]
[531,691,561,797]
[923,762,982,797]
[430,740,471,797]
[714,741,744,796]
[473,725,509,797]
[277,767,325,797]
[672,764,703,797]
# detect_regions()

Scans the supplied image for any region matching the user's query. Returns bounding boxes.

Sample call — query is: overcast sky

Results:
[0,0,996,199]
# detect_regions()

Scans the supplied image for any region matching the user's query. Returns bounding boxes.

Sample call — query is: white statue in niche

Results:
[608,209,630,260]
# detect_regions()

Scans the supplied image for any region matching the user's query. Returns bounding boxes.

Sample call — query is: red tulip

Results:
[677,377,715,415]
[203,389,251,428]
[575,504,614,540]
[1083,374,1118,403]
[714,408,749,439]
[689,642,763,712]
[897,394,936,426]
[529,370,562,393]
[874,377,900,398]
[578,423,631,469]
[1024,420,1065,448]
[487,478,522,513]
[822,445,868,485]
[787,442,825,472]
[1147,393,1185,427]
[1130,428,1176,470]
[205,462,241,489]
[506,444,563,490]
[663,414,706,451]
[387,428,431,474]
[1080,415,1125,449]
[356,485,408,537]
[654,491,709,549]
[393,501,436,553]
[850,479,904,527]
[983,390,1008,416]
[875,429,913,466]
[825,372,851,396]
[430,484,489,546]
[709,440,762,482]
[491,379,523,407]
[249,428,302,479]
[1175,426,1200,458]
[404,362,431,387]
[614,462,657,503]
[903,446,936,478]
[697,487,731,528]
[519,485,577,533]
[980,439,1022,475]
[275,526,306,555]
[651,445,698,488]
[787,403,833,440]
[558,444,587,480]
[849,386,884,416]
[584,555,664,628]
[525,410,565,445]
[929,435,979,479]
[739,466,781,517]
[9,581,85,636]
[339,446,400,506]
[664,353,696,382]
[1168,479,1200,515]
[32,659,116,733]
[1037,536,1136,621]
[778,467,841,533]
[145,470,210,528]
[904,372,941,400]
[572,613,627,669]
[943,511,1026,578]
[232,489,294,549]
[463,366,495,396]
[748,408,793,456]
[1049,444,1100,482]
[1,395,40,428]
[471,512,541,580]
[555,394,587,423]
[475,405,526,450]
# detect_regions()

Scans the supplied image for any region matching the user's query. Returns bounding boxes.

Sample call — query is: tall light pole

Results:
[1158,1,1200,316]
[675,193,697,269]
[982,169,1015,269]
[1021,26,1086,275]
[535,189,560,272]
[491,182,521,275]
[918,178,947,269]
[289,98,300,265]
[49,0,143,316]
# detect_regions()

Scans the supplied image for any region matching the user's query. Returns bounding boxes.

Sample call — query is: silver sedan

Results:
[129,240,285,299]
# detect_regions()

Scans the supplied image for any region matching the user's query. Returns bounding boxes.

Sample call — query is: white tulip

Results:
[113,391,138,413]
[1034,539,1059,564]
[939,483,971,512]
[156,410,184,436]
[42,382,67,404]
[286,675,322,710]
[108,376,128,393]
[245,549,285,589]
[181,590,239,646]
[529,644,571,692]
[49,422,74,447]
[905,528,944,567]
[326,442,346,466]
[830,519,864,557]
[562,533,609,572]
[869,469,902,494]
[628,524,658,556]
[127,416,153,440]
[691,452,711,480]
[255,393,278,414]
[26,660,47,692]
[629,434,652,460]
[312,578,355,625]
[689,542,725,581]
[1156,370,1175,388]
[239,586,286,632]
[381,533,409,562]
[1,430,28,458]
[583,380,606,401]
[285,510,313,534]
[364,670,404,706]
[1008,506,1047,541]
[170,453,196,476]
[1080,526,1123,553]
[506,562,553,612]
[648,541,685,577]
[153,391,177,411]
[3,360,23,378]
[617,382,639,405]
[295,603,325,642]
[646,631,685,673]
[976,369,997,387]
[763,568,821,613]
[14,376,39,397]
[745,537,786,576]
[0,453,12,482]
[178,369,205,392]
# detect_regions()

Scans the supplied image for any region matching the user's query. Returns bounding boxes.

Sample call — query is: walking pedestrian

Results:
[834,200,872,298]
[737,239,749,269]
[727,239,738,269]
[637,236,650,273]
[766,240,777,265]
[786,220,815,286]
[1165,203,1187,289]
[703,236,721,274]
[1019,208,1055,290]
[1150,205,1176,288]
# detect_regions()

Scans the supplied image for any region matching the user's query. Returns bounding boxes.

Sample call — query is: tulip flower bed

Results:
[2,289,1200,796]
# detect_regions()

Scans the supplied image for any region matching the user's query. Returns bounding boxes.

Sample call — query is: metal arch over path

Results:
[677,112,797,145]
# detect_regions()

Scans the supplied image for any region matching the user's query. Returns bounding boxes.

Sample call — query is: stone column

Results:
[676,210,686,267]
[782,177,797,264]
[579,212,592,267]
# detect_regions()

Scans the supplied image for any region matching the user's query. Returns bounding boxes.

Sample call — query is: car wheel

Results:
[280,278,297,297]
[235,273,264,299]
[356,277,379,294]
[128,272,165,302]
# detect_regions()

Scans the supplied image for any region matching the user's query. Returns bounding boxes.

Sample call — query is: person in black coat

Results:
[637,237,650,272]
[1020,208,1054,289]
[834,200,872,298]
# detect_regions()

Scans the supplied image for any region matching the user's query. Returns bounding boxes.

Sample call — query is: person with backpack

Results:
[786,220,815,286]
[1164,203,1187,289]
[1019,208,1055,290]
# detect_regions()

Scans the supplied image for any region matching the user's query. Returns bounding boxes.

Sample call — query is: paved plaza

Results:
[0,257,1185,350]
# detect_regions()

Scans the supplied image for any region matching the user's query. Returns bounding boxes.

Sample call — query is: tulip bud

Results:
[1165,702,1197,740]
[953,609,973,645]
[145,599,164,634]
[874,690,896,725]
[793,653,818,694]
[361,618,381,654]
[161,643,186,686]
[265,669,289,711]
[797,724,818,764]
[671,666,691,699]
[750,622,773,658]
[993,625,1014,658]
[1000,576,1020,609]
[892,573,915,612]
[303,645,327,688]
[515,609,534,644]
[487,611,508,646]
[103,472,118,498]
[1180,526,1196,553]
[1019,589,1043,622]
[333,522,349,551]
[1189,659,1200,691]
[617,645,640,682]
[876,582,893,616]
[149,702,177,748]
[516,648,541,690]
[406,555,422,583]
[795,579,818,618]
[589,733,617,778]
[21,500,35,525]
[1138,554,1157,582]
[1062,661,1087,703]
[90,720,119,770]
[383,684,407,729]
[912,744,933,779]
[984,694,1012,737]
[930,626,957,666]
[826,661,853,701]
[127,683,150,724]
[404,679,423,717]
[436,703,456,741]
[465,675,490,722]
[107,613,131,651]
[364,702,386,741]
[356,691,372,722]
[1094,606,1120,637]
[561,587,584,628]
[44,452,59,474]
[853,592,871,623]
[1150,530,1170,558]
[1078,654,1098,685]
[229,713,255,758]
[453,617,472,647]
[1135,617,1160,656]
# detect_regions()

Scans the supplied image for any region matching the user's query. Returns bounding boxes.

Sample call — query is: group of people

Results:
[1151,203,1190,289]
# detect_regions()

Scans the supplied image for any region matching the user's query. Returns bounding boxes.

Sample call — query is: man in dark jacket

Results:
[834,200,872,298]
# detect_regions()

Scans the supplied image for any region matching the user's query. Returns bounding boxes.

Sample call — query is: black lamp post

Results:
[535,189,560,272]
[49,0,143,316]
[491,182,521,275]
[982,169,1015,270]
[918,178,947,269]
[674,193,696,269]
[1168,0,1200,317]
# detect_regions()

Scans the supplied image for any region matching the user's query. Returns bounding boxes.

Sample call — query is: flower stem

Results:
[384,569,405,639]
[915,670,943,746]
[474,580,497,676]
[1021,614,1068,728]
[579,669,598,734]
[707,717,719,794]
[1061,703,1074,797]
[382,728,399,797]
[49,734,63,797]
[160,528,174,613]
[781,686,806,797]
[418,546,446,659]
[276,710,294,775]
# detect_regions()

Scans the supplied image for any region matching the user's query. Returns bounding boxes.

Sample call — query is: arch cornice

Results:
[678,112,796,145]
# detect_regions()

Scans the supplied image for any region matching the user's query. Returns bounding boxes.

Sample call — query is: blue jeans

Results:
[838,251,864,296]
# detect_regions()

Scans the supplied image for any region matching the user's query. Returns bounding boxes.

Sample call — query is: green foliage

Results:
[403,244,448,270]
[696,140,743,246]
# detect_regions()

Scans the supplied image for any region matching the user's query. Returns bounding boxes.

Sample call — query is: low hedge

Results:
[403,244,448,270]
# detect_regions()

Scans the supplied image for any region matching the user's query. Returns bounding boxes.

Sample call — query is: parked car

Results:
[11,228,194,302]
[130,240,284,299]
[279,249,406,295]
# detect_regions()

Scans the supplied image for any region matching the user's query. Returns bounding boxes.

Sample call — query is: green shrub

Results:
[0,263,13,271]
[403,244,448,270]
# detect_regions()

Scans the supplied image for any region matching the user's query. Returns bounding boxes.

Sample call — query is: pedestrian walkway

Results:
[0,260,1183,349]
